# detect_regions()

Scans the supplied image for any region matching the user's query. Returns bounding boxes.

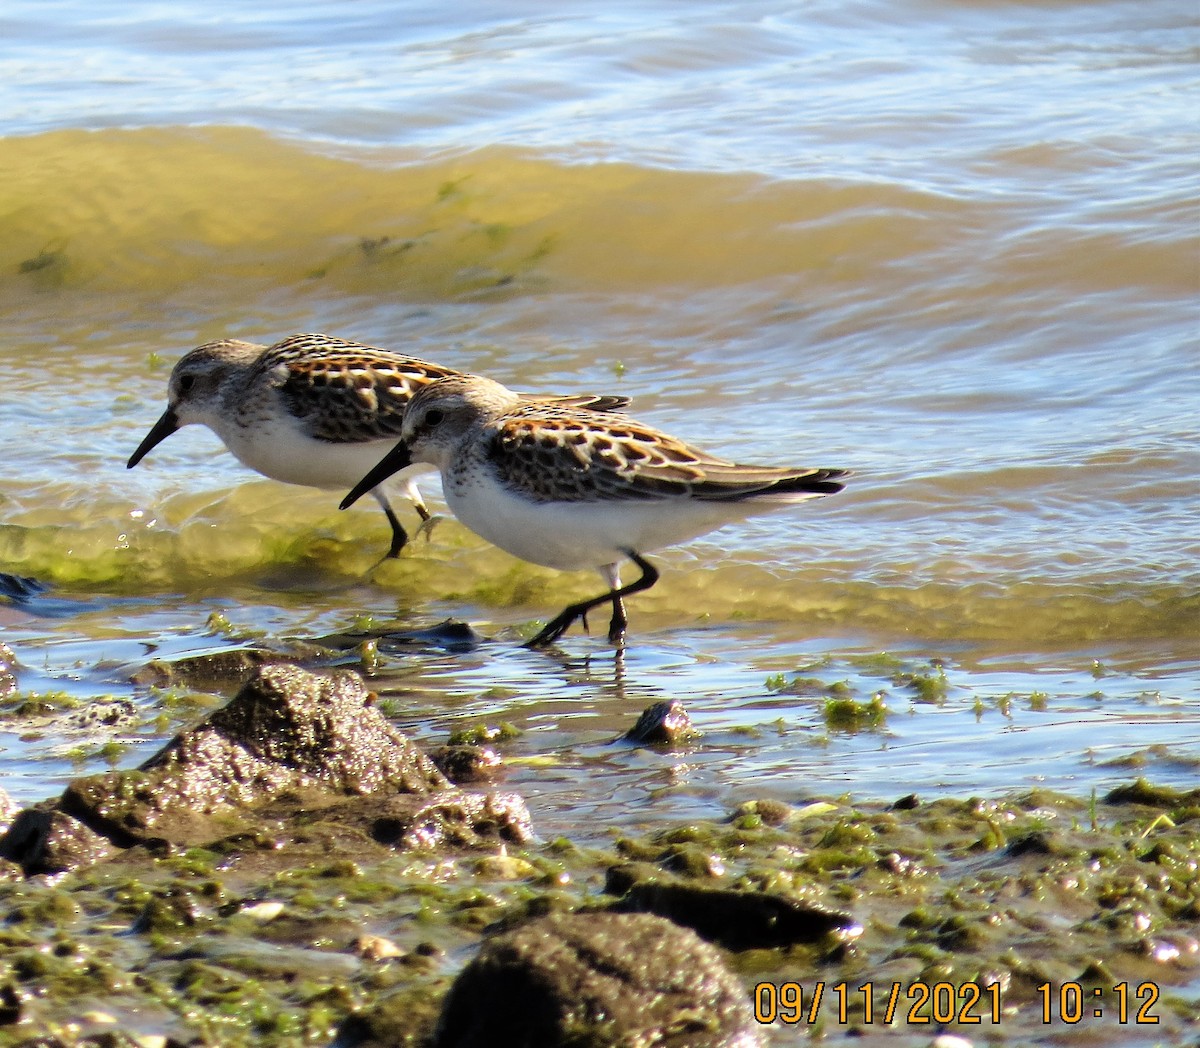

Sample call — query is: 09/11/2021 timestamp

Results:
[1037,981,1160,1024]
[752,980,1163,1027]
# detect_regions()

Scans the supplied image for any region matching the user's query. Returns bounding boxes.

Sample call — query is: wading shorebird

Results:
[127,334,629,557]
[341,373,847,646]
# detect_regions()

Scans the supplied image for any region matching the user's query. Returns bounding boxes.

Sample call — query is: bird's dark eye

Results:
[179,374,196,394]
[425,409,445,427]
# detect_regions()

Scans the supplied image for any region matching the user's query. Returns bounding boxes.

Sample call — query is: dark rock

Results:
[0,805,117,876]
[307,791,532,850]
[0,982,20,1025]
[603,861,663,897]
[433,911,761,1048]
[2,664,532,874]
[891,793,921,811]
[624,701,699,746]
[317,618,485,655]
[609,876,860,951]
[0,664,533,875]
[0,574,44,602]
[1003,828,1094,861]
[429,744,502,784]
[339,986,443,1048]
[62,663,450,848]
[735,798,793,826]
[1005,831,1055,856]
[384,619,485,653]
[130,643,331,691]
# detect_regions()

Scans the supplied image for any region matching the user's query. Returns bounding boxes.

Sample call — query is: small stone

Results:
[734,799,792,826]
[930,1035,974,1048]
[354,934,403,961]
[238,900,285,921]
[624,701,699,746]
[474,849,536,880]
[80,1009,118,1024]
[0,806,117,876]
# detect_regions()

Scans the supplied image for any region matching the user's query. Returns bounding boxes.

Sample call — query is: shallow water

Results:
[1,0,1197,828]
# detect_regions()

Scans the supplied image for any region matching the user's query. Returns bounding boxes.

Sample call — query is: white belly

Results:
[445,474,757,571]
[208,417,434,494]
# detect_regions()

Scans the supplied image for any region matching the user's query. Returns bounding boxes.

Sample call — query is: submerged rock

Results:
[0,573,44,603]
[130,642,333,691]
[429,744,502,784]
[609,876,860,951]
[1,804,117,875]
[433,911,761,1048]
[0,664,530,875]
[316,618,486,655]
[624,700,699,746]
[299,791,531,850]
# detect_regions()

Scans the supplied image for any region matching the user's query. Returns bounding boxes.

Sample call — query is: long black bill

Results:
[126,407,180,468]
[340,440,414,510]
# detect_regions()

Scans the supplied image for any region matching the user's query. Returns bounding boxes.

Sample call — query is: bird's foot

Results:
[524,607,583,649]
[415,513,445,544]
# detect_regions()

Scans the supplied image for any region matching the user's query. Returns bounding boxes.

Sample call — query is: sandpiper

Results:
[127,334,630,557]
[340,373,847,645]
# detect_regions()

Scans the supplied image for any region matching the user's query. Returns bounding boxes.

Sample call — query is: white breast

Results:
[444,469,762,571]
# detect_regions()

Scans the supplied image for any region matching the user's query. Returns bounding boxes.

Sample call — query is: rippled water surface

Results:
[1,0,1197,824]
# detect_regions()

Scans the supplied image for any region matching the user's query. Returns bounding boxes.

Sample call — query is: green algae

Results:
[764,656,961,727]
[824,693,888,732]
[895,663,950,704]
[0,781,1197,1046]
[1106,776,1200,811]
[446,722,521,746]
[1,690,80,713]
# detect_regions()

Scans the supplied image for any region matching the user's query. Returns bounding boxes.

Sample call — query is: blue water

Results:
[1,0,1197,816]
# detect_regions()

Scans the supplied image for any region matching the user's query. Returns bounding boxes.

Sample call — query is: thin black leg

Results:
[525,552,659,649]
[607,595,627,643]
[376,493,410,559]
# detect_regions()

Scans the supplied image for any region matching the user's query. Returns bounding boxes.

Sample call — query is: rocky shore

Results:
[0,657,1196,1047]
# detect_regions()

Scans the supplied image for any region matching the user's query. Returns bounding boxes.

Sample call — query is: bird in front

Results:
[341,372,846,645]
